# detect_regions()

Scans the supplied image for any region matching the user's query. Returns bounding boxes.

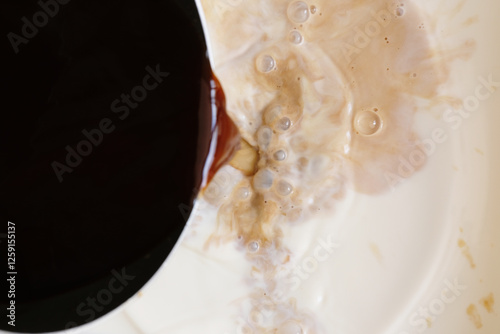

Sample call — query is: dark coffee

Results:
[0,0,236,331]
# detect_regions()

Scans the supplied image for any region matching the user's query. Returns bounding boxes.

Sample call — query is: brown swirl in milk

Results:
[197,0,473,332]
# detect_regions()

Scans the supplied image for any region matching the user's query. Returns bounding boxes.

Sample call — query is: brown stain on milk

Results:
[467,304,483,329]
[480,293,495,313]
[426,317,432,328]
[198,0,476,331]
[458,238,476,269]
[475,148,484,156]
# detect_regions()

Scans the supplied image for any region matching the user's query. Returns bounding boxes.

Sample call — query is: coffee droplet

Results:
[274,150,287,161]
[247,241,260,253]
[257,55,276,73]
[276,180,293,196]
[287,1,310,23]
[310,5,317,14]
[354,110,382,135]
[278,321,303,334]
[253,169,274,190]
[277,117,291,131]
[289,30,303,45]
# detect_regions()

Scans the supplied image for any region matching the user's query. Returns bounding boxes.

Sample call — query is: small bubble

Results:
[277,117,291,131]
[276,180,293,196]
[278,321,303,334]
[287,1,310,23]
[257,55,276,73]
[248,241,260,253]
[310,5,317,14]
[257,126,273,149]
[289,30,303,45]
[395,7,405,16]
[253,169,274,190]
[354,110,382,136]
[274,150,287,161]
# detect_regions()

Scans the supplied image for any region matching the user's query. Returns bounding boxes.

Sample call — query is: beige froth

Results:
[201,0,450,243]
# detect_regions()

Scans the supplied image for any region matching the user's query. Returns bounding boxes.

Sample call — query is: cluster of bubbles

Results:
[286,1,314,45]
[249,1,385,264]
[247,1,327,256]
[253,168,275,190]
[257,1,315,73]
[254,106,296,193]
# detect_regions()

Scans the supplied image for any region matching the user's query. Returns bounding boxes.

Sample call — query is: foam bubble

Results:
[277,117,291,131]
[257,126,273,149]
[253,169,274,190]
[273,150,287,161]
[395,7,405,16]
[276,180,293,196]
[287,1,310,23]
[257,55,276,73]
[354,110,382,135]
[289,30,303,45]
